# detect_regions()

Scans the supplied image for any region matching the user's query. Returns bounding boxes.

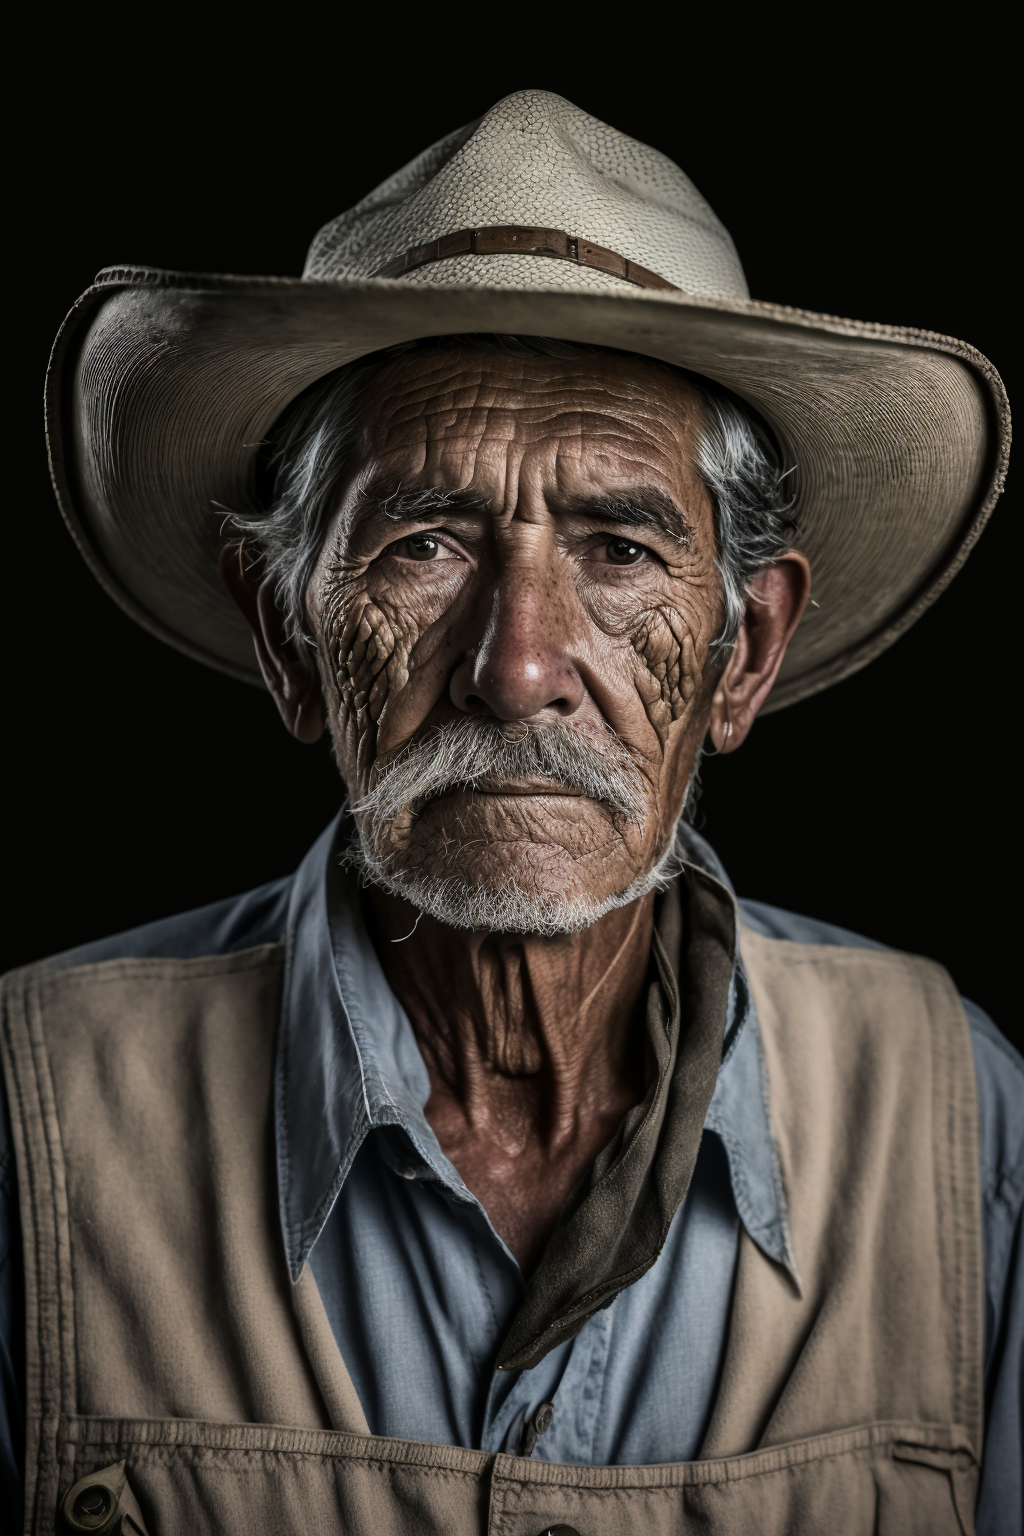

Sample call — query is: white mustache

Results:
[353,717,648,839]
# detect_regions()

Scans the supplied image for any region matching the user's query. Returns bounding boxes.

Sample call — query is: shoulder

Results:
[1,878,294,1076]
[2,874,294,1125]
[1,872,295,1140]
[18,876,294,978]
[737,898,887,953]
[1,878,294,1073]
[738,896,1022,1122]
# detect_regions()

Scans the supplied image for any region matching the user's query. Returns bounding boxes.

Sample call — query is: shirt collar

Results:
[276,813,797,1287]
[678,825,800,1284]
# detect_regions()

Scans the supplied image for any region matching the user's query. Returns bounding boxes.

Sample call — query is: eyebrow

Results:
[560,488,693,545]
[350,477,691,544]
[351,479,493,524]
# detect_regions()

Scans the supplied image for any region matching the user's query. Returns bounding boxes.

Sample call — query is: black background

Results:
[8,18,1017,1048]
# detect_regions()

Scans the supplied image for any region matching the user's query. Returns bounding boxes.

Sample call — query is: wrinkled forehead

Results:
[356,347,708,486]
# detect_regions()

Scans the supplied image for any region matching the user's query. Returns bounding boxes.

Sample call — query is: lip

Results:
[421,778,585,803]
[474,778,584,796]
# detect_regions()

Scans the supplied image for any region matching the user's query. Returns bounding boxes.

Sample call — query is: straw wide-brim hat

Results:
[46,90,1009,711]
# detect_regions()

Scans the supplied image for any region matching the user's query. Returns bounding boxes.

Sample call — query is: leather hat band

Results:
[370,223,679,291]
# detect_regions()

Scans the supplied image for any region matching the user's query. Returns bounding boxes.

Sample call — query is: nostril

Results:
[450,647,585,721]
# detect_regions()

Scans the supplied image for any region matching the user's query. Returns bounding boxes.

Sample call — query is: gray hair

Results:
[231,334,797,660]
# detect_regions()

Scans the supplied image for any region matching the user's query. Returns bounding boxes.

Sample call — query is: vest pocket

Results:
[892,1439,977,1536]
[487,1425,978,1536]
[51,1416,976,1536]
[55,1416,493,1536]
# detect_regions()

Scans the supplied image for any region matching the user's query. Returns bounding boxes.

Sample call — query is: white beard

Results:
[344,824,689,936]
[344,718,701,936]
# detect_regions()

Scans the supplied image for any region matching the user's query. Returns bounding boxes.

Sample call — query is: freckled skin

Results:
[230,349,809,1272]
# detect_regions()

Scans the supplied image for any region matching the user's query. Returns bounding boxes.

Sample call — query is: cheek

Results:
[625,598,717,837]
[581,579,713,743]
[340,601,409,717]
[316,581,419,788]
[631,605,702,736]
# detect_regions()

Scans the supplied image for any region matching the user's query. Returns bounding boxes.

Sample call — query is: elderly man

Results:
[1,92,1020,1535]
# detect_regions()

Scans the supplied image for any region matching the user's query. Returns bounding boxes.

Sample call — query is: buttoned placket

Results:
[373,1123,615,1462]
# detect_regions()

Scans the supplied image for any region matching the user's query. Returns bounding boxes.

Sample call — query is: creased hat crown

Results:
[303,90,750,299]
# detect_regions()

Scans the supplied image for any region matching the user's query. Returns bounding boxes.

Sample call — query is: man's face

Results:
[305,348,723,925]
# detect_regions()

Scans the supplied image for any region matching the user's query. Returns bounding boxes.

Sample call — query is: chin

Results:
[350,826,685,937]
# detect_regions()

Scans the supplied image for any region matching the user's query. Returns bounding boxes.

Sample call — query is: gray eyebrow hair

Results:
[352,479,494,525]
[561,489,693,545]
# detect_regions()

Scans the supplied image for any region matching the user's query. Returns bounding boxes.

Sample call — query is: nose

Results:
[449,572,585,721]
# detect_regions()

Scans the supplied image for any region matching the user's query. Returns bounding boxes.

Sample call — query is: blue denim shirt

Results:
[1,817,1021,1531]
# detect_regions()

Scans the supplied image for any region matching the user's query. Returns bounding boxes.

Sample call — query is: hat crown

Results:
[303,90,749,300]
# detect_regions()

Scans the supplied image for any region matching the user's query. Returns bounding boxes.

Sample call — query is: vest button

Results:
[66,1483,115,1529]
[537,1527,582,1536]
[60,1461,129,1533]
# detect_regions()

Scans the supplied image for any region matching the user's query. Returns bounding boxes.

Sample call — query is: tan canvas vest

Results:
[0,922,983,1535]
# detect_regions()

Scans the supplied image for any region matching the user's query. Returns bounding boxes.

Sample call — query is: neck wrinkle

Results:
[366,887,656,1151]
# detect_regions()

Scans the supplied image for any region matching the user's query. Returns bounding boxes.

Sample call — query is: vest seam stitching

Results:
[2,979,71,1532]
[27,978,80,1492]
[58,1416,977,1470]
[31,948,286,997]
[1,986,49,1534]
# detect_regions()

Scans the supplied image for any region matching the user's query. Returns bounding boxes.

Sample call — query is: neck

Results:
[367,888,655,1156]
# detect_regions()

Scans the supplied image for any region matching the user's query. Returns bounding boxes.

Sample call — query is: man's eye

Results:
[602,537,647,566]
[397,533,449,561]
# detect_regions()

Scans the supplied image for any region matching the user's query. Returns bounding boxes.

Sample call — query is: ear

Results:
[218,544,326,744]
[708,552,811,753]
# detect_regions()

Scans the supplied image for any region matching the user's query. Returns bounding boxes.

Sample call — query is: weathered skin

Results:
[223,348,809,1271]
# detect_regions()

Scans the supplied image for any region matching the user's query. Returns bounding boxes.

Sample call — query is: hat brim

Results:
[47,267,1009,712]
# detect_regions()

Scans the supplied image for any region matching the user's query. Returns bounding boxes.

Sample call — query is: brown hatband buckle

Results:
[370,224,678,292]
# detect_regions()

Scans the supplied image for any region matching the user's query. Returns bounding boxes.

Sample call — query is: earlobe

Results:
[218,544,326,744]
[288,683,328,745]
[705,690,735,754]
